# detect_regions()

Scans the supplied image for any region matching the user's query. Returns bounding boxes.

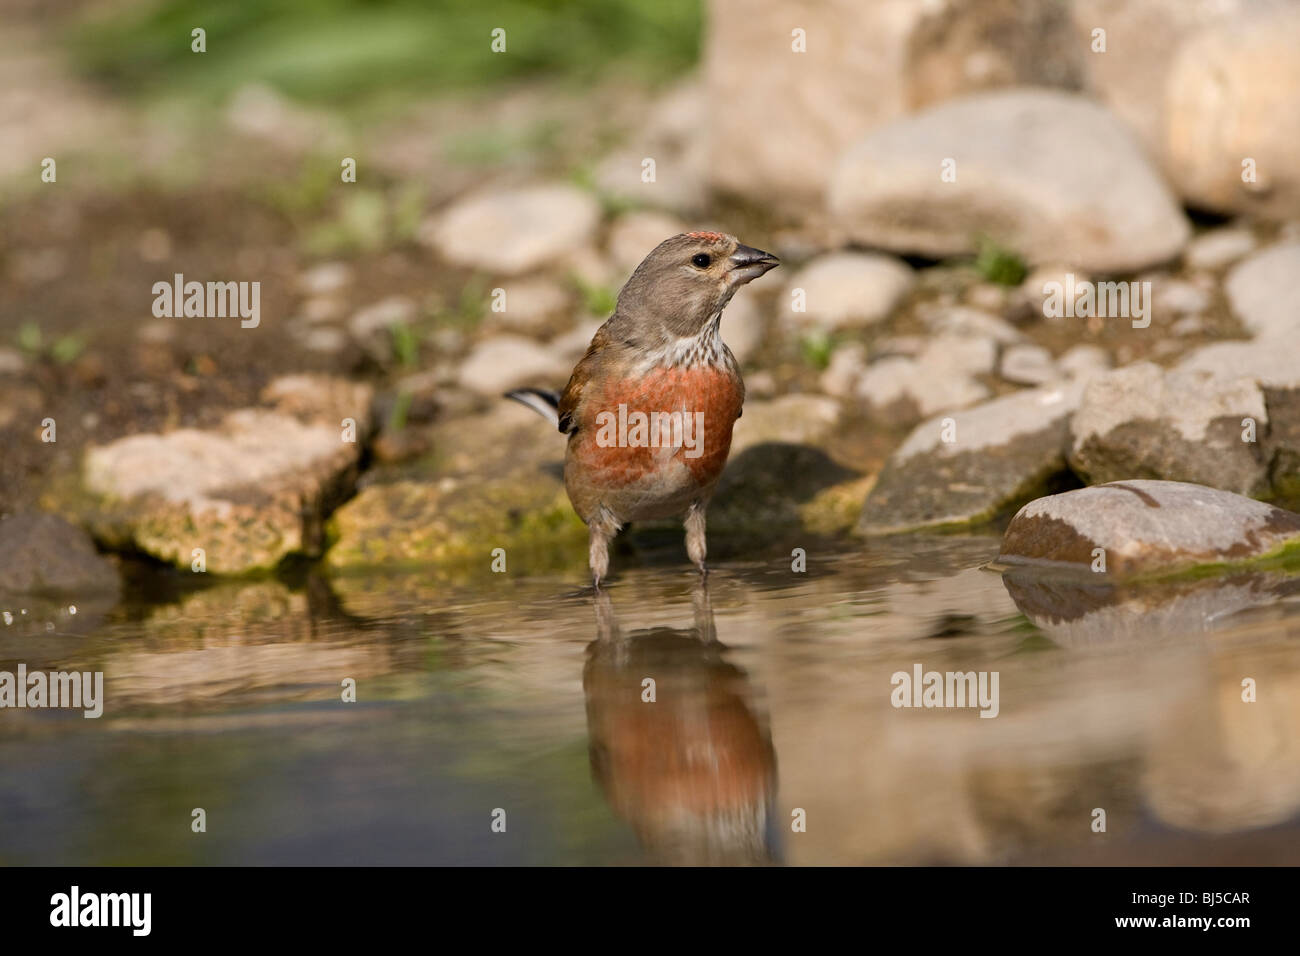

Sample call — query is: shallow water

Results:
[3,533,1299,865]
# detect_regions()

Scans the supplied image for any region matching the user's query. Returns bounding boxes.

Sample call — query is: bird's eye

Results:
[691,253,711,268]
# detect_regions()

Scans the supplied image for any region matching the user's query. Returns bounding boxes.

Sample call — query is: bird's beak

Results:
[727,244,780,285]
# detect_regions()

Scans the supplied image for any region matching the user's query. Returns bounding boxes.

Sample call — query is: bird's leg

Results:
[685,500,708,576]
[588,505,620,588]
[589,527,611,588]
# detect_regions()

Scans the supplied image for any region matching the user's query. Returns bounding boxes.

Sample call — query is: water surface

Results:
[3,534,1299,865]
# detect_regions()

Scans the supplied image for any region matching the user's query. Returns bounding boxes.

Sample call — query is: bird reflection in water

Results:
[583,584,779,865]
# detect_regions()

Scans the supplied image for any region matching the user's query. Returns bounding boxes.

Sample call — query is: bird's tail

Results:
[504,388,562,429]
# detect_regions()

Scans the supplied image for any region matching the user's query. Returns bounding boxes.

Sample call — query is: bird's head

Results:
[614,231,780,339]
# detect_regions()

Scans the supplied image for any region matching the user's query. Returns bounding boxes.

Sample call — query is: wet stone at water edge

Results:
[998,480,1300,577]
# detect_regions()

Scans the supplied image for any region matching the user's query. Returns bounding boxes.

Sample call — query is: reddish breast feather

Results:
[573,365,743,487]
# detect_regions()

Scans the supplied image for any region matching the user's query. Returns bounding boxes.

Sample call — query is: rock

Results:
[858,358,948,418]
[719,287,765,365]
[704,0,1080,208]
[997,480,1300,576]
[820,343,868,399]
[780,252,915,330]
[79,375,373,573]
[730,394,841,454]
[1165,10,1300,218]
[829,89,1191,272]
[1017,264,1088,323]
[298,261,353,297]
[348,296,417,339]
[326,403,586,576]
[999,344,1058,386]
[1057,344,1111,381]
[607,211,689,278]
[326,478,584,576]
[918,303,1023,344]
[456,335,571,396]
[594,81,709,215]
[1185,227,1258,271]
[964,282,1011,313]
[1224,242,1300,340]
[856,334,995,420]
[0,513,119,597]
[301,296,344,324]
[557,244,618,289]
[711,443,862,550]
[489,278,571,333]
[744,371,777,399]
[0,347,24,375]
[1070,0,1260,163]
[299,326,348,354]
[549,319,605,363]
[1170,315,1207,337]
[1150,277,1211,316]
[424,184,602,275]
[346,295,417,361]
[1068,362,1269,496]
[860,382,1082,534]
[1179,341,1300,501]
[873,336,928,359]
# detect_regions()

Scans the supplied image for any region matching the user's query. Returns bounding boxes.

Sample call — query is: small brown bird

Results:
[507,231,780,586]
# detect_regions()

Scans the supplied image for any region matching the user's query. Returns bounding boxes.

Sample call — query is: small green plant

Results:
[387,389,414,432]
[16,322,86,364]
[389,321,419,368]
[16,322,42,354]
[50,334,87,365]
[973,236,1028,286]
[574,276,617,317]
[799,329,835,371]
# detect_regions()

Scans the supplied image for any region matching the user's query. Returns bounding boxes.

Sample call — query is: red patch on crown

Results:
[686,231,725,242]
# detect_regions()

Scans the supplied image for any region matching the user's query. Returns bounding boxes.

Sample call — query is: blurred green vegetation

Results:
[66,0,702,105]
[16,321,86,365]
[799,328,836,371]
[972,236,1028,286]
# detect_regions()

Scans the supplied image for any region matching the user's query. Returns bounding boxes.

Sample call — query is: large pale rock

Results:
[829,89,1191,272]
[425,184,601,275]
[704,0,1080,207]
[1224,243,1300,340]
[1069,0,1265,162]
[780,252,915,331]
[1068,362,1270,496]
[81,375,373,573]
[456,335,571,396]
[860,383,1082,534]
[998,480,1300,576]
[1165,10,1300,218]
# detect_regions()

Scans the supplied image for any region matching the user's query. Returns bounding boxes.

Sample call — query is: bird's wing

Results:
[556,325,614,435]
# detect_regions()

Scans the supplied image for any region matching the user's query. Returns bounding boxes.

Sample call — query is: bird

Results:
[506,231,780,587]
